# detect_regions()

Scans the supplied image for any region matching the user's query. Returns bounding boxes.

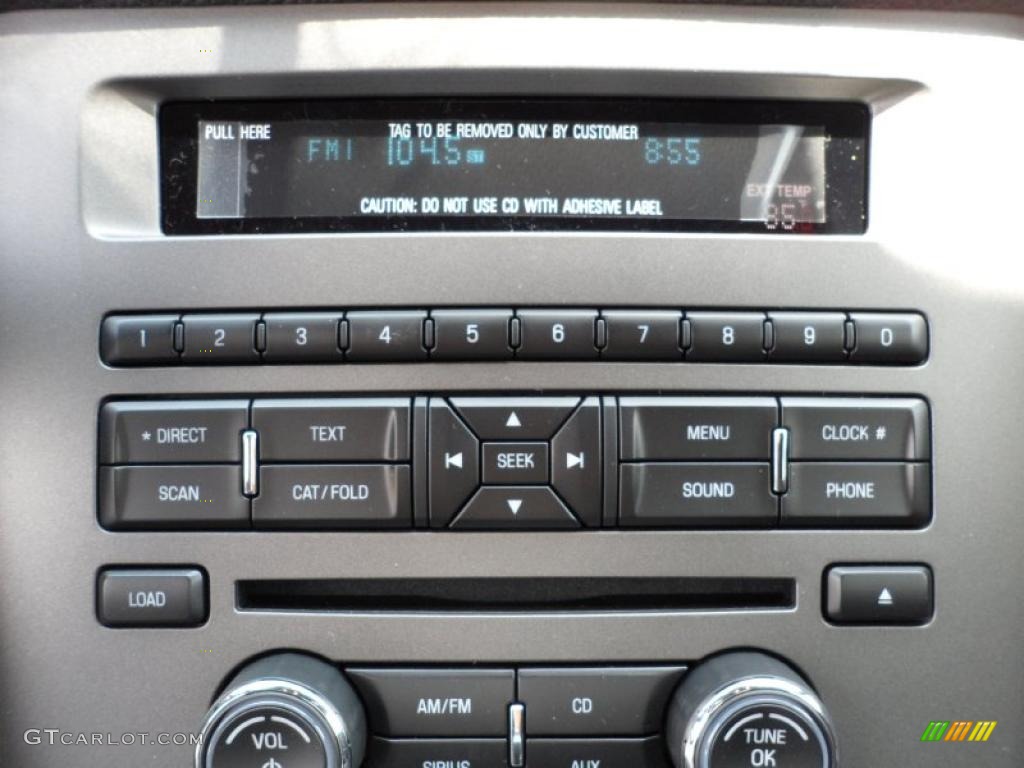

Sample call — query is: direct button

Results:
[782,397,930,460]
[783,463,931,527]
[253,465,411,529]
[619,397,778,460]
[620,464,777,527]
[518,667,686,736]
[98,466,249,530]
[97,568,206,627]
[346,668,515,737]
[825,565,934,624]
[99,400,248,464]
[482,442,548,485]
[253,398,411,461]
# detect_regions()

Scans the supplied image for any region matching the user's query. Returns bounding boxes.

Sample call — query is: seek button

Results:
[482,442,549,484]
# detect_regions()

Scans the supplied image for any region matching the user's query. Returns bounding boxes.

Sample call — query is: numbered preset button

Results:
[601,310,682,360]
[347,310,427,361]
[430,309,513,360]
[849,312,929,364]
[101,314,180,365]
[767,311,847,362]
[685,312,766,362]
[517,309,599,359]
[263,312,344,362]
[181,313,260,363]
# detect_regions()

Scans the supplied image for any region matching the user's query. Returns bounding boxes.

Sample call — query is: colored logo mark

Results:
[921,721,997,742]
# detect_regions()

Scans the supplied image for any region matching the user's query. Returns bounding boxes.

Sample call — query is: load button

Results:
[97,568,207,627]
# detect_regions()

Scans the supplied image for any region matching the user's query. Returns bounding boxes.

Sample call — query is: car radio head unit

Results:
[161,98,869,235]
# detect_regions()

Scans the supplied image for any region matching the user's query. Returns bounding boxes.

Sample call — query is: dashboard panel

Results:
[0,3,1023,767]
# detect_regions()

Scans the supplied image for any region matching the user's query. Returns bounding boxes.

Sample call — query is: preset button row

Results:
[101,309,928,366]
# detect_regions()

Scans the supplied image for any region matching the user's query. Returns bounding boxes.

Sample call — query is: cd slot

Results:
[236,577,795,613]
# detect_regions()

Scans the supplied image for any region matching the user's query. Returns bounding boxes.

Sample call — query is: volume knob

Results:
[666,651,837,768]
[197,653,367,768]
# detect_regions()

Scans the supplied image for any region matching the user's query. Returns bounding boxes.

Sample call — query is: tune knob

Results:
[196,653,367,768]
[666,652,837,768]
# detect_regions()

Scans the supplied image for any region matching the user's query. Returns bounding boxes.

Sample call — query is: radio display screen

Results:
[161,99,868,235]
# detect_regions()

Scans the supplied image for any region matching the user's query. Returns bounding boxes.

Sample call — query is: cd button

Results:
[181,313,260,363]
[450,397,580,440]
[517,310,599,359]
[347,310,428,361]
[767,311,847,362]
[601,310,682,360]
[252,398,411,461]
[450,486,579,529]
[482,442,549,485]
[619,463,777,527]
[782,462,931,527]
[431,309,513,360]
[100,314,180,365]
[685,312,766,362]
[518,667,686,736]
[253,464,411,528]
[262,311,344,362]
